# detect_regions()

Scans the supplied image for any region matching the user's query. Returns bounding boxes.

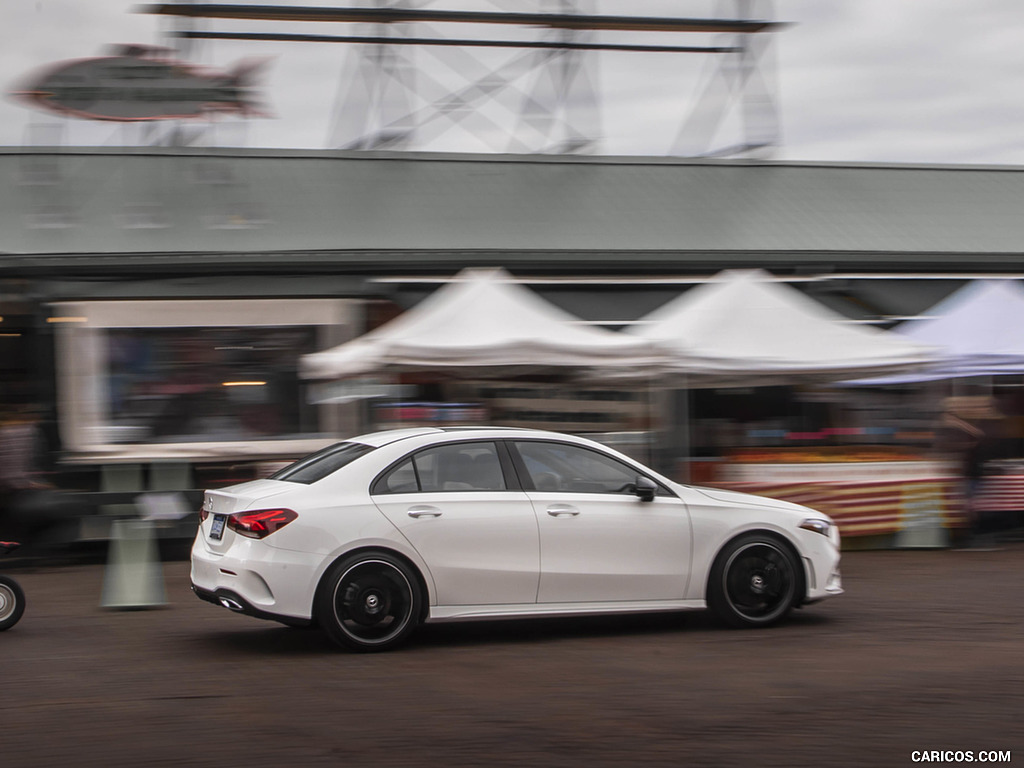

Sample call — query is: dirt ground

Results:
[3,544,1022,767]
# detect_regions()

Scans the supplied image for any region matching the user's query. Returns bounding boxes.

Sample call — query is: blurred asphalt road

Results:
[3,545,1023,767]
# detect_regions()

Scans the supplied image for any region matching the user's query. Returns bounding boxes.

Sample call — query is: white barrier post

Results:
[894,482,950,549]
[101,519,167,609]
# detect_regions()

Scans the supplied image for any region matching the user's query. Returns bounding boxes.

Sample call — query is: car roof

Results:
[346,426,566,448]
[346,427,443,447]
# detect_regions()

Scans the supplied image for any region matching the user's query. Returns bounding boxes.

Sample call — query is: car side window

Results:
[379,458,418,494]
[372,441,506,494]
[513,440,657,495]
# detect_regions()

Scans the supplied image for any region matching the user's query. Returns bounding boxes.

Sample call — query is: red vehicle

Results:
[0,542,25,631]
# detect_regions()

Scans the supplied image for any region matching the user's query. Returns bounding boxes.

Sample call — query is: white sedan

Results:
[191,427,842,651]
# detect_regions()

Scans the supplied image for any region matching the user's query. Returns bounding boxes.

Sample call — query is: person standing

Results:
[934,396,1006,548]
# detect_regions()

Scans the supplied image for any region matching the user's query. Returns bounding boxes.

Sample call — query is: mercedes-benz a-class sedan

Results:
[192,427,842,651]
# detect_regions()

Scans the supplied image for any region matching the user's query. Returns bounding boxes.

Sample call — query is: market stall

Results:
[847,280,1024,536]
[626,269,945,543]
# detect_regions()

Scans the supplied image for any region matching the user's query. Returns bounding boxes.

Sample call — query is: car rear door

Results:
[371,440,540,607]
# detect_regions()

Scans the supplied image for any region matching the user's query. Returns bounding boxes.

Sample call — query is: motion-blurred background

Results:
[3,1,1024,555]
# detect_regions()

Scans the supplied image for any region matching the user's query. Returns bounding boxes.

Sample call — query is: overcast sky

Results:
[0,0,1021,165]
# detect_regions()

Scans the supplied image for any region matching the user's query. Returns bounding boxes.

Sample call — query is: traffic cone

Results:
[101,519,167,609]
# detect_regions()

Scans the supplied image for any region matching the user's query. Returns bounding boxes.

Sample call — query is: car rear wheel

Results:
[0,575,26,631]
[318,552,422,652]
[708,534,801,628]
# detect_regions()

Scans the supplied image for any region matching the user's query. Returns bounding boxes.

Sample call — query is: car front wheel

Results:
[708,534,801,628]
[317,552,422,652]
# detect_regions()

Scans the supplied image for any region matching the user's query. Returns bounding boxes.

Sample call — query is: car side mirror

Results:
[634,475,657,502]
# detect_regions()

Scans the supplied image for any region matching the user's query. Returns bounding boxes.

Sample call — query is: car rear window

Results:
[269,442,376,484]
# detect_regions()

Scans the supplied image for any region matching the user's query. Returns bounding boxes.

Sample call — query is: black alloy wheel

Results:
[318,553,422,652]
[708,534,800,628]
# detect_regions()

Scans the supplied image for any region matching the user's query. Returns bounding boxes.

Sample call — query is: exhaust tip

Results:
[219,597,245,612]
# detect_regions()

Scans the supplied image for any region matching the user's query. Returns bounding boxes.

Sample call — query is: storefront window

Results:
[53,299,358,458]
[107,326,318,443]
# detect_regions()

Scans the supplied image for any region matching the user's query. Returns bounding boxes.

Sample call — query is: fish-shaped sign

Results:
[10,44,269,122]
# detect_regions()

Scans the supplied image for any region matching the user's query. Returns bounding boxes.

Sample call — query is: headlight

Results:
[799,518,832,537]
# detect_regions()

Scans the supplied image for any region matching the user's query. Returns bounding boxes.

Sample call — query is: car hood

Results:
[687,485,818,517]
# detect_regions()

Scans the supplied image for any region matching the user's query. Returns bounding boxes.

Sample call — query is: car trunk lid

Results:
[201,479,294,551]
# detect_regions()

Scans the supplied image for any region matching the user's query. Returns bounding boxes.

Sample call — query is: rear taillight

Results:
[227,509,298,539]
[199,507,209,523]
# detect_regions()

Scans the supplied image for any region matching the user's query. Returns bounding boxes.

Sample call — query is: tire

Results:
[0,574,26,631]
[317,552,422,652]
[707,533,802,628]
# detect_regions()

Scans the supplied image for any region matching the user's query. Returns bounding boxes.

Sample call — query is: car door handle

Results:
[546,505,579,517]
[407,506,442,519]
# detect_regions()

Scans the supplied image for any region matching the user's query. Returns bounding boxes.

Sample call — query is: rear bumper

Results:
[191,583,314,627]
[190,533,322,621]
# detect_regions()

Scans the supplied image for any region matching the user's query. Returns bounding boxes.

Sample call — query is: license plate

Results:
[210,514,227,540]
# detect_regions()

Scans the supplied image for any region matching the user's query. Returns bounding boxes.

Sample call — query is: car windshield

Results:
[269,442,376,484]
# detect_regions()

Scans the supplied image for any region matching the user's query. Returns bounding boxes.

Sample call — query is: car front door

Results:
[509,440,691,604]
[371,440,539,607]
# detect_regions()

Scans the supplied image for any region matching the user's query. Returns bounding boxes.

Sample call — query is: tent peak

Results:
[448,266,514,282]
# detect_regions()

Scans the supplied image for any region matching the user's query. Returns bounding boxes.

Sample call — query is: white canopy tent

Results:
[604,269,940,480]
[848,279,1024,385]
[625,269,938,386]
[301,267,668,381]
